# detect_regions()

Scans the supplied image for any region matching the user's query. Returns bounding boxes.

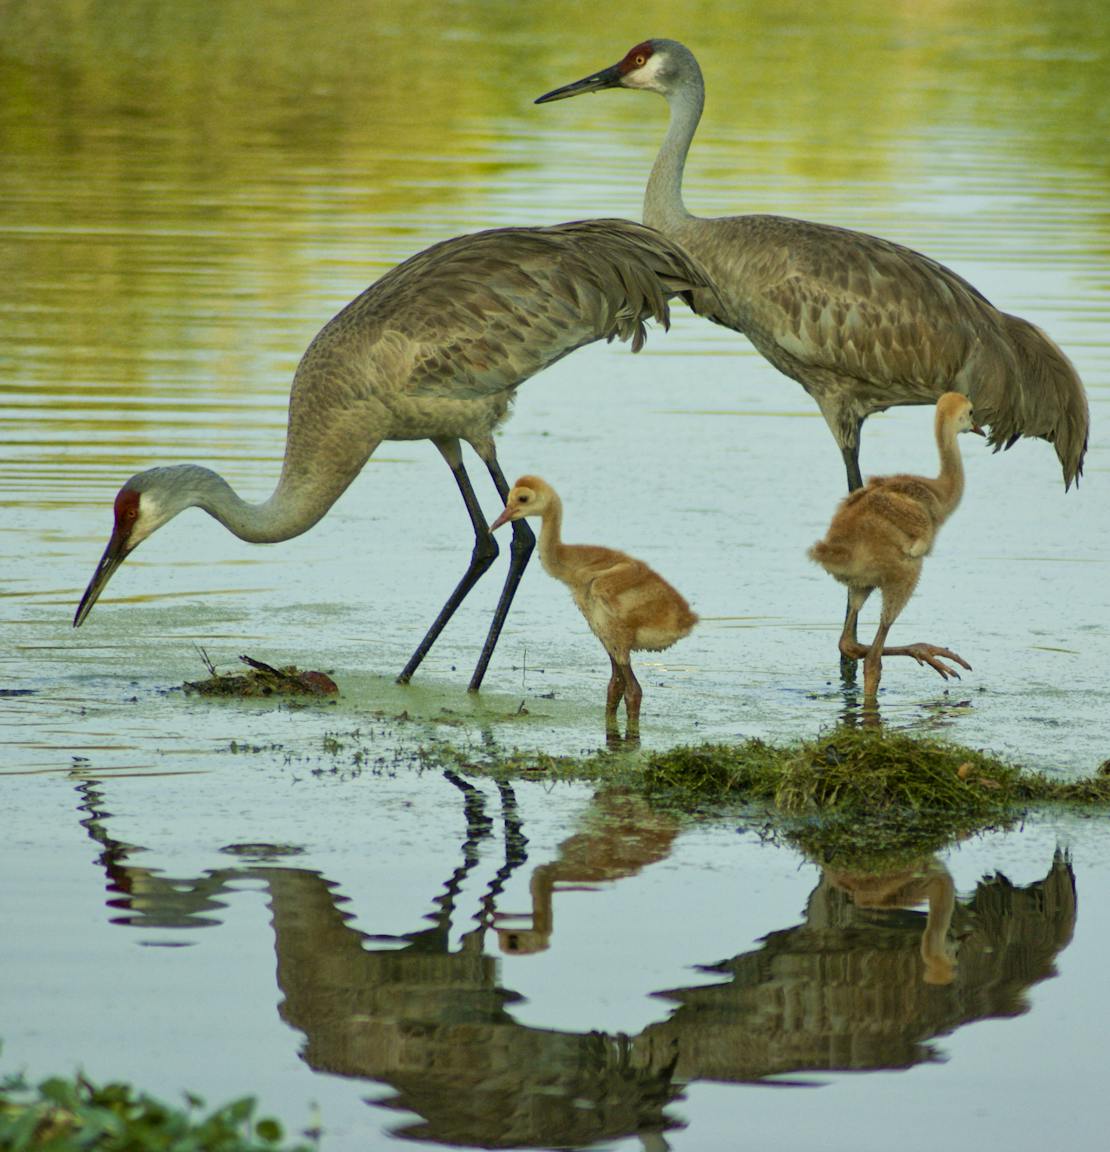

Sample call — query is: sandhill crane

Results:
[809,392,982,702]
[491,475,697,738]
[536,39,1089,493]
[73,220,709,691]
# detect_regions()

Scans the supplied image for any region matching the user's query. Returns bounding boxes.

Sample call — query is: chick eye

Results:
[518,494,530,504]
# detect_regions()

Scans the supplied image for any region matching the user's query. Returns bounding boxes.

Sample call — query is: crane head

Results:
[535,40,679,103]
[73,471,178,627]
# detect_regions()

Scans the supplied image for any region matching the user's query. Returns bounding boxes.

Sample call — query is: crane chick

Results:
[809,392,983,703]
[491,476,697,738]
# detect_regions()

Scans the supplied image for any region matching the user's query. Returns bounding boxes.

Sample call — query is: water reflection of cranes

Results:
[76,777,1076,1149]
[493,788,681,954]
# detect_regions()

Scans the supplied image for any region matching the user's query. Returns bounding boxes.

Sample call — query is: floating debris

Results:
[183,651,338,698]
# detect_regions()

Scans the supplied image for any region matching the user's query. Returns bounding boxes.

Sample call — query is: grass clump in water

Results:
[424,726,1110,817]
[641,727,1110,867]
[418,728,1110,871]
[642,728,1018,816]
[642,727,1110,816]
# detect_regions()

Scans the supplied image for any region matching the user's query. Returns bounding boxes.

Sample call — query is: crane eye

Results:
[633,54,646,67]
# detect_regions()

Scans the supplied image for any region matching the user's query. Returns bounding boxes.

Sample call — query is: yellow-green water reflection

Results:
[3,0,1108,431]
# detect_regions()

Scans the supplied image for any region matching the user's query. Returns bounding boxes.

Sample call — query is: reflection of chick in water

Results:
[496,788,680,955]
[823,857,957,985]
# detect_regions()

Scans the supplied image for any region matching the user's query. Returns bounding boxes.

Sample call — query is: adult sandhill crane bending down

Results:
[73,220,710,692]
[809,392,982,704]
[536,39,1089,493]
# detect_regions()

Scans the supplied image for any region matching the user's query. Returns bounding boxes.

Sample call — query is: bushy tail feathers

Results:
[972,313,1089,490]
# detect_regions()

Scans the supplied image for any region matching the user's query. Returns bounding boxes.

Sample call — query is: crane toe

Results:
[903,643,972,680]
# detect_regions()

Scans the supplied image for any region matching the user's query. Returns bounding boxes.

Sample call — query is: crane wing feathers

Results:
[683,214,1088,485]
[695,216,997,379]
[304,220,707,405]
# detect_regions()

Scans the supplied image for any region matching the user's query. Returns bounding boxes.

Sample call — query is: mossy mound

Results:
[641,727,1110,813]
[426,727,1110,869]
[642,729,1012,814]
[640,728,1110,867]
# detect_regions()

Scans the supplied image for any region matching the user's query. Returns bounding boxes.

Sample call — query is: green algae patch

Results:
[306,726,1110,870]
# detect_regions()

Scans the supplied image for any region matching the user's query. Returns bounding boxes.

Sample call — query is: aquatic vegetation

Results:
[642,728,1022,813]
[0,1067,315,1152]
[423,727,1110,867]
[434,726,1110,809]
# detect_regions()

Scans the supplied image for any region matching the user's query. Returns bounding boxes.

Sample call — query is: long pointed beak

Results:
[535,62,623,104]
[73,533,130,627]
[972,423,986,437]
[489,507,515,532]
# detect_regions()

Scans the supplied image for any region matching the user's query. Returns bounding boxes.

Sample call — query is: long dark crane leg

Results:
[469,456,535,692]
[397,441,500,685]
[839,431,864,685]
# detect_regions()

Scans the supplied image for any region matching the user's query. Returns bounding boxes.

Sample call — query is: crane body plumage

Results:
[537,38,1089,492]
[74,219,709,691]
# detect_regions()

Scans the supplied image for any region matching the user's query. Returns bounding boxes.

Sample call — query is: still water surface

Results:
[2,2,1110,1149]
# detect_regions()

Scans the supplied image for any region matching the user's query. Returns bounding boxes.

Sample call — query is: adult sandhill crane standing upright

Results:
[809,392,982,703]
[536,39,1089,494]
[491,475,697,738]
[73,220,710,691]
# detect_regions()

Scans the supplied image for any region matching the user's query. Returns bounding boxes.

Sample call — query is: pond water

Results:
[2,1,1109,1149]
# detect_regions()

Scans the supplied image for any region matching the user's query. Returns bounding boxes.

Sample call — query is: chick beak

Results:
[489,507,516,532]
